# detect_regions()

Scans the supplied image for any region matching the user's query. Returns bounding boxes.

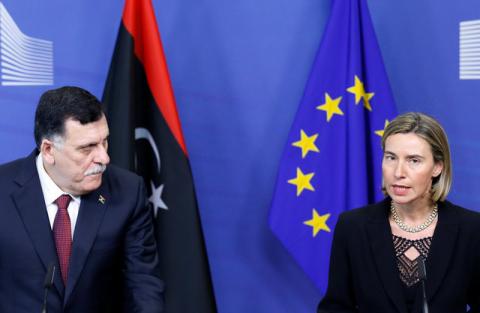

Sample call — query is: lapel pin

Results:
[98,195,106,204]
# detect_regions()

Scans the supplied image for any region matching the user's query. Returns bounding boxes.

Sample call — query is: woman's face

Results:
[382,133,443,208]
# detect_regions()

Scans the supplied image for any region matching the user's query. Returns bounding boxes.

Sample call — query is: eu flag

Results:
[269,0,397,293]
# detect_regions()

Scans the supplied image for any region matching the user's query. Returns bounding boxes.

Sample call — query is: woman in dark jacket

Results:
[317,112,480,313]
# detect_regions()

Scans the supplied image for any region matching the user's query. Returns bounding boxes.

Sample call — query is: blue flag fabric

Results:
[269,0,397,293]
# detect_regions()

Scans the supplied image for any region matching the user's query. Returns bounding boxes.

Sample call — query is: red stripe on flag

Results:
[122,0,187,155]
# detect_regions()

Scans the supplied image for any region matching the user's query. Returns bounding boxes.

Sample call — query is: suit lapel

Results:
[12,151,65,297]
[63,182,109,305]
[366,201,407,313]
[424,202,459,301]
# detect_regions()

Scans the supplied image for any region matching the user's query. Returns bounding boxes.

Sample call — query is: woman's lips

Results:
[392,184,410,196]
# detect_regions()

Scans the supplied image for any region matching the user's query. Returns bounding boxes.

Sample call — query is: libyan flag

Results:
[102,0,217,312]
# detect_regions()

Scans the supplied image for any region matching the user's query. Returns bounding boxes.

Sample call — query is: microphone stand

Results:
[418,257,429,313]
[41,263,56,313]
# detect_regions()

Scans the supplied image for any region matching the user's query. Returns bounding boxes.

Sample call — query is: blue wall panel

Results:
[0,1,478,312]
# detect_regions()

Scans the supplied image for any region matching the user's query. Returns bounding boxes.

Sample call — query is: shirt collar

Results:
[36,154,81,206]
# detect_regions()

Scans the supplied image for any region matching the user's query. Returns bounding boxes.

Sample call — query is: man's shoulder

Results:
[101,165,148,214]
[0,157,25,172]
[104,164,139,178]
[103,164,144,190]
[0,153,35,180]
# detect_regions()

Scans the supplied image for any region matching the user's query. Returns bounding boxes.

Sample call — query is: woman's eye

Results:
[409,158,420,164]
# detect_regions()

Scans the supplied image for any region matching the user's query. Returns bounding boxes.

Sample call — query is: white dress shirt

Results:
[36,154,81,238]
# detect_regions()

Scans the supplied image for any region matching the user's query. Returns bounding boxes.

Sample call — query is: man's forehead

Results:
[63,116,109,142]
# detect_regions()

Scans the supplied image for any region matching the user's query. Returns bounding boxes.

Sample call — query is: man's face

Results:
[42,115,110,196]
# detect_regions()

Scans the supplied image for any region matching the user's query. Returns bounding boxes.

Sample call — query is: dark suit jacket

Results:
[0,150,164,312]
[318,198,480,313]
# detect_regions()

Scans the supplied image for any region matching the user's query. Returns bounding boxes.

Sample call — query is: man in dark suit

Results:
[0,86,164,312]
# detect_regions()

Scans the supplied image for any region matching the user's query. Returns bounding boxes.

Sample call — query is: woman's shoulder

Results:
[440,200,480,226]
[338,198,390,225]
[439,201,480,246]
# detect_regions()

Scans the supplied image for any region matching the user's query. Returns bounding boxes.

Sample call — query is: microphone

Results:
[417,257,429,313]
[41,263,55,313]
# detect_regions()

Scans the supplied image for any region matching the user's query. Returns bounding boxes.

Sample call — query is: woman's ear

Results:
[432,161,443,178]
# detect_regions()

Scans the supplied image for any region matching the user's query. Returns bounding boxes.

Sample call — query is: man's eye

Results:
[81,146,93,153]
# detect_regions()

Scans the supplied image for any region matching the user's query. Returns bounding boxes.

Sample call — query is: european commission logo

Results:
[460,19,480,80]
[0,3,53,86]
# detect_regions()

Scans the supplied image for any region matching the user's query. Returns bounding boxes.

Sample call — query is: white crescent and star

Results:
[135,127,168,216]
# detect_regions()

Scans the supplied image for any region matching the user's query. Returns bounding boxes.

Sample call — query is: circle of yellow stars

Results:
[287,75,392,237]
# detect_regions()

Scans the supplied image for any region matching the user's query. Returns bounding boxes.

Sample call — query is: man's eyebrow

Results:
[77,142,97,149]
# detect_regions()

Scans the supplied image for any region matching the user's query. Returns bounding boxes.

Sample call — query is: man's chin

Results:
[76,176,103,195]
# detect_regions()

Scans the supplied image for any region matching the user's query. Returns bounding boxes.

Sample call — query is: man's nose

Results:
[95,145,110,165]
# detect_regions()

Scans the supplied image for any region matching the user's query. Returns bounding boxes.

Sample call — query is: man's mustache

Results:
[84,164,107,176]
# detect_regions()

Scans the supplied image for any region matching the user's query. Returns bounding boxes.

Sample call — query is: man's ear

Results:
[40,139,56,165]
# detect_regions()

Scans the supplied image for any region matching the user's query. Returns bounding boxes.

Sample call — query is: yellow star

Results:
[304,209,331,237]
[292,130,320,158]
[287,167,315,196]
[375,119,390,137]
[316,93,344,122]
[346,75,374,111]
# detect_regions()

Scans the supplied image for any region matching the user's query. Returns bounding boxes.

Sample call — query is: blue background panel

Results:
[0,1,479,312]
